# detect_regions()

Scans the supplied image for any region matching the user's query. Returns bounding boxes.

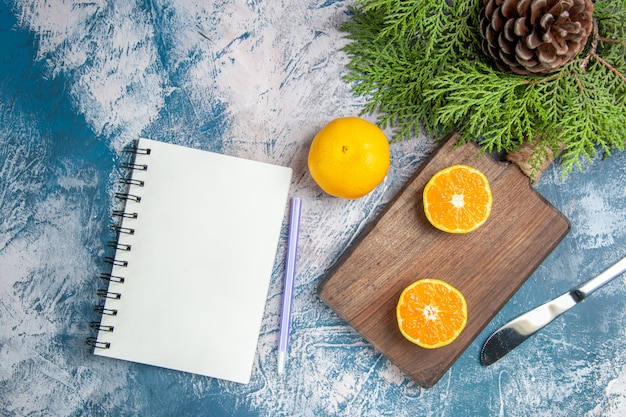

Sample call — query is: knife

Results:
[481,254,626,366]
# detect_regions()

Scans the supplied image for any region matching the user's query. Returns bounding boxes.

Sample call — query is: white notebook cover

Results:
[93,138,292,384]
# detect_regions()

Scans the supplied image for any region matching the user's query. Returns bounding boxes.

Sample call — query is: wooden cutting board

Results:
[317,134,570,388]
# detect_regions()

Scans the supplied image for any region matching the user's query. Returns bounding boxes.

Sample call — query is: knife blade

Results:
[481,254,626,366]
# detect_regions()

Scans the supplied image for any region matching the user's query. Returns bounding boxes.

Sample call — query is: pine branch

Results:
[341,0,626,176]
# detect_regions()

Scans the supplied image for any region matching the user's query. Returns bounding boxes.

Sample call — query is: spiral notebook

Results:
[88,138,292,384]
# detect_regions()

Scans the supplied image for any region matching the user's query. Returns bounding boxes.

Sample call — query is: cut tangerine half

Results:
[396,278,468,349]
[423,164,492,234]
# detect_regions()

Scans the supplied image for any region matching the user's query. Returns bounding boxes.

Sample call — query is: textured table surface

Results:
[1,1,625,416]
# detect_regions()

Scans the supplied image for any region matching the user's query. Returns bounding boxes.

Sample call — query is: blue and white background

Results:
[1,1,625,415]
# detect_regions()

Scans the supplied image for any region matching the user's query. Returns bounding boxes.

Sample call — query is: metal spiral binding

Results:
[112,210,138,219]
[86,338,111,349]
[97,289,122,300]
[110,225,135,235]
[104,257,128,267]
[95,305,118,316]
[119,178,145,187]
[89,141,153,350]
[107,241,131,251]
[99,272,125,283]
[115,192,141,203]
[130,145,151,155]
[90,322,114,332]
[121,162,148,171]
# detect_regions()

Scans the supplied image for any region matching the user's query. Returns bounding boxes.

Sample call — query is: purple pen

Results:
[277,197,302,375]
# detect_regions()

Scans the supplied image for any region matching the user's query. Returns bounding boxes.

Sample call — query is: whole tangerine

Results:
[308,117,390,199]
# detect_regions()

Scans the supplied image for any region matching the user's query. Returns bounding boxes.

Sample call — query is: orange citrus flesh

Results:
[423,165,492,234]
[307,117,390,199]
[396,278,468,349]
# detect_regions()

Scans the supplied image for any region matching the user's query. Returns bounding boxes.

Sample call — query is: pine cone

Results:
[479,0,594,75]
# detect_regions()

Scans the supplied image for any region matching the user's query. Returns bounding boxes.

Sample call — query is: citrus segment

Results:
[396,278,468,349]
[307,117,390,199]
[423,165,492,234]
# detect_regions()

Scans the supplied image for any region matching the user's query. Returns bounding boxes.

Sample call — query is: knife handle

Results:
[573,255,626,300]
